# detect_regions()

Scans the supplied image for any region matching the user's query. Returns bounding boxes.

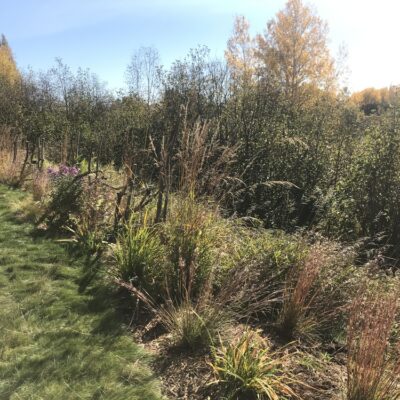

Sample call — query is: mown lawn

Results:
[0,185,163,399]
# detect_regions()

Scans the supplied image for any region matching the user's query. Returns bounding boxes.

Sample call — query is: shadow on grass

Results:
[76,252,103,292]
[1,327,160,398]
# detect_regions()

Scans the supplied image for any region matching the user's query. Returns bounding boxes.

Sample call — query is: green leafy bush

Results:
[232,229,308,279]
[46,175,83,228]
[319,121,400,253]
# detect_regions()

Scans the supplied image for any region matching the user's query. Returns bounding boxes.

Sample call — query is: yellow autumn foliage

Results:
[225,15,256,84]
[0,34,20,85]
[257,0,336,102]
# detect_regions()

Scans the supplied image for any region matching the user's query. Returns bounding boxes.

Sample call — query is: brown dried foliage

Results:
[347,286,399,400]
[278,245,331,340]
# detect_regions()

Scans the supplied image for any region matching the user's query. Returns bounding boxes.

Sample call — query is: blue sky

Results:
[2,0,400,92]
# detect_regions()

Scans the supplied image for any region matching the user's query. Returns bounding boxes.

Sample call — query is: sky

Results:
[1,0,399,92]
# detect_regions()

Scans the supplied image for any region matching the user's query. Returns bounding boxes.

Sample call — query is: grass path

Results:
[0,186,163,399]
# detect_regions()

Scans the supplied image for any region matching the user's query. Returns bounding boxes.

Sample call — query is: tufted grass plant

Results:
[163,193,222,302]
[346,285,400,400]
[158,300,232,350]
[210,329,299,400]
[113,211,166,300]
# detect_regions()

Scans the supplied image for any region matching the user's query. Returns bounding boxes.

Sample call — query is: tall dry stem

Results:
[347,286,399,400]
[278,245,330,340]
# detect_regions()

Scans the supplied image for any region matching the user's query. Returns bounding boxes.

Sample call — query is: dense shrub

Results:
[48,178,82,226]
[231,229,308,281]
[67,181,115,255]
[319,119,400,257]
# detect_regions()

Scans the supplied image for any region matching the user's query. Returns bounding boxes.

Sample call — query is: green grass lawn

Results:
[0,185,163,400]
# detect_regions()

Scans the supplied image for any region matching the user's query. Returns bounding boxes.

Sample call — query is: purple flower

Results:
[59,165,69,175]
[47,165,80,180]
[69,166,79,176]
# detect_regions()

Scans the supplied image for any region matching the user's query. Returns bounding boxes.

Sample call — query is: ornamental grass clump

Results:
[158,300,231,350]
[164,193,219,303]
[346,286,400,400]
[113,212,166,300]
[211,329,298,400]
[277,245,329,341]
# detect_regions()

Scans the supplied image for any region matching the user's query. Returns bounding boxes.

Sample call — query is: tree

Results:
[256,0,335,104]
[0,34,20,84]
[126,47,161,104]
[225,15,255,84]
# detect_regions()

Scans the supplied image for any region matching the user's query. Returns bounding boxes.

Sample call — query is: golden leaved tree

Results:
[0,34,20,84]
[225,15,256,85]
[256,0,335,104]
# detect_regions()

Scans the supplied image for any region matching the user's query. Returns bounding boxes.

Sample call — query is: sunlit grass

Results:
[0,185,163,399]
